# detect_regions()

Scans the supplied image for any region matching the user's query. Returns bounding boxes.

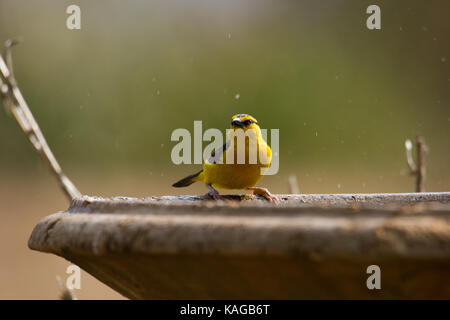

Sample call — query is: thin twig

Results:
[415,136,427,193]
[404,139,417,173]
[3,38,22,79]
[404,136,427,192]
[0,40,81,201]
[288,175,300,194]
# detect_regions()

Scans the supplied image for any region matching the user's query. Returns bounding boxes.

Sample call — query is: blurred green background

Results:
[1,0,449,193]
[0,0,449,298]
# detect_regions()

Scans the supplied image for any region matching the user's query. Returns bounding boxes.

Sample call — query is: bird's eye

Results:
[244,120,251,126]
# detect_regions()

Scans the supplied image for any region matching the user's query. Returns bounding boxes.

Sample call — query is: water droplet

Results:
[337,184,341,189]
[161,143,164,148]
[315,131,318,137]
[441,57,447,63]
[227,33,232,39]
[235,93,240,100]
[157,89,160,95]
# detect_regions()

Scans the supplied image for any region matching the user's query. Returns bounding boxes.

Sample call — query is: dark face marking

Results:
[231,119,245,128]
[231,114,258,128]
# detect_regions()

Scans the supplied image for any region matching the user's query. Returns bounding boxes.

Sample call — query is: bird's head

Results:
[230,114,260,133]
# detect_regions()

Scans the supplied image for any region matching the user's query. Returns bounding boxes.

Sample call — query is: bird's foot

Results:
[247,187,279,202]
[205,185,223,200]
[205,191,223,200]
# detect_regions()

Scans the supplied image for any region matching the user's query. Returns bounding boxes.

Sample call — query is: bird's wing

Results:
[208,141,230,164]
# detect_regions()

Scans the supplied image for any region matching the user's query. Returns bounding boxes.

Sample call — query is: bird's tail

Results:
[172,170,204,187]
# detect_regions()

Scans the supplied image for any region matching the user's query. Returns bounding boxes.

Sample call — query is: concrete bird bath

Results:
[29,192,450,299]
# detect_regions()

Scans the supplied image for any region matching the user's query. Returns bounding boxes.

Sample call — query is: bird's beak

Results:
[231,119,244,128]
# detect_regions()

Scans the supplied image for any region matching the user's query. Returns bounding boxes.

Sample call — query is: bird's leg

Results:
[206,185,223,200]
[246,187,279,202]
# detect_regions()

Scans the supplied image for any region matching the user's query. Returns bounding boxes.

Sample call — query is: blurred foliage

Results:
[0,0,449,189]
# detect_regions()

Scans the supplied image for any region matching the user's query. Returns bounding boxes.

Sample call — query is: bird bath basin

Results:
[28,192,450,299]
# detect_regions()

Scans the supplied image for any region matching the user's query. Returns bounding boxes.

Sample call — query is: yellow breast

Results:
[203,133,272,190]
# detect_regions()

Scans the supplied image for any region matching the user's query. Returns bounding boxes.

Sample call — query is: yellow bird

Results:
[172,114,278,202]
